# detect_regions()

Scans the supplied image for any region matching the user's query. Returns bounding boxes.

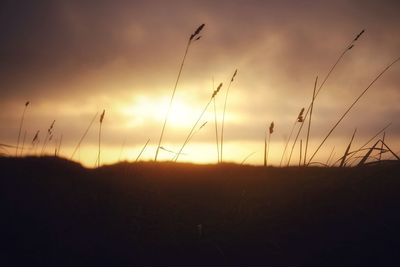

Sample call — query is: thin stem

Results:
[379,132,385,161]
[136,139,150,162]
[57,134,63,157]
[339,128,357,167]
[220,75,235,162]
[308,56,400,165]
[241,151,257,165]
[97,122,102,167]
[304,76,318,166]
[336,123,391,164]
[20,130,27,157]
[266,132,271,166]
[71,112,98,160]
[213,98,220,163]
[279,119,297,167]
[287,38,356,166]
[16,104,28,156]
[174,98,212,162]
[155,39,192,161]
[326,146,335,166]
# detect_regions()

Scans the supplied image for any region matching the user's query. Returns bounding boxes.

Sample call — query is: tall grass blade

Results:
[97,109,105,167]
[16,101,30,156]
[136,139,150,162]
[379,132,385,161]
[175,83,222,161]
[279,107,304,167]
[71,112,98,160]
[304,76,318,166]
[155,24,205,161]
[288,29,365,166]
[339,128,357,167]
[308,56,400,165]
[220,69,238,162]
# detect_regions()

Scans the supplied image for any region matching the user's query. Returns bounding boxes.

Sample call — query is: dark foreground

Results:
[1,157,400,266]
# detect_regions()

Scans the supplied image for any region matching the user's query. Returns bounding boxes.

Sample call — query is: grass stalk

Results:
[212,78,220,163]
[56,134,63,157]
[304,76,318,166]
[155,24,205,161]
[279,107,304,167]
[136,139,150,162]
[71,112,98,160]
[326,146,335,166]
[20,130,27,157]
[339,128,357,167]
[41,120,55,156]
[241,151,257,165]
[16,101,30,156]
[379,132,385,161]
[287,29,365,166]
[174,83,222,162]
[337,123,391,164]
[220,69,238,162]
[265,122,274,166]
[97,110,105,167]
[307,56,400,165]
[213,97,220,163]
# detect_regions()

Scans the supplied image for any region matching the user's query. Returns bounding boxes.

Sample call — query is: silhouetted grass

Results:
[220,69,238,162]
[307,56,400,164]
[280,107,305,167]
[288,29,366,166]
[16,101,29,156]
[175,83,222,161]
[155,24,205,161]
[97,109,105,167]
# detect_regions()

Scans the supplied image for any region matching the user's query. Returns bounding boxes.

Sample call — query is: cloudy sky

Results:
[1,0,399,166]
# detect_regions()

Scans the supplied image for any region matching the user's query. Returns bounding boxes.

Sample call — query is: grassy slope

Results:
[1,157,400,266]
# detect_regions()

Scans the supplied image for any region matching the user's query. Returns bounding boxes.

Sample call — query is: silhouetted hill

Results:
[1,157,400,266]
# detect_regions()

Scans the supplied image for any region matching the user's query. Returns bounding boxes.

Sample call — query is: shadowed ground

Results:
[1,157,400,266]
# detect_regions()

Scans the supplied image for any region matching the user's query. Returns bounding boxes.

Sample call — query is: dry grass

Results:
[97,110,105,167]
[220,69,238,162]
[174,83,222,161]
[16,101,29,156]
[279,107,305,167]
[307,56,400,165]
[155,24,205,161]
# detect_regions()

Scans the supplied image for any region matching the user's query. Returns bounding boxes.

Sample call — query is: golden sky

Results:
[1,0,399,166]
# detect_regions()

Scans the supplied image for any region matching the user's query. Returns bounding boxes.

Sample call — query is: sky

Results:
[1,0,399,166]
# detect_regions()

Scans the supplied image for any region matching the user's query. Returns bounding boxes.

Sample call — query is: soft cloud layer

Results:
[1,0,399,165]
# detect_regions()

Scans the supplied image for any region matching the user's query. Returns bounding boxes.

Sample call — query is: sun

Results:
[120,95,200,129]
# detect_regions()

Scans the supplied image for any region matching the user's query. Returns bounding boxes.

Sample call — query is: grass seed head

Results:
[269,122,274,134]
[32,130,39,144]
[100,109,105,123]
[212,82,223,98]
[190,23,205,41]
[48,120,55,134]
[297,108,305,122]
[354,29,365,42]
[199,121,208,130]
[231,69,238,82]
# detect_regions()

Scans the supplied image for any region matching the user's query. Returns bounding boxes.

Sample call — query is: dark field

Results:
[1,157,400,266]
